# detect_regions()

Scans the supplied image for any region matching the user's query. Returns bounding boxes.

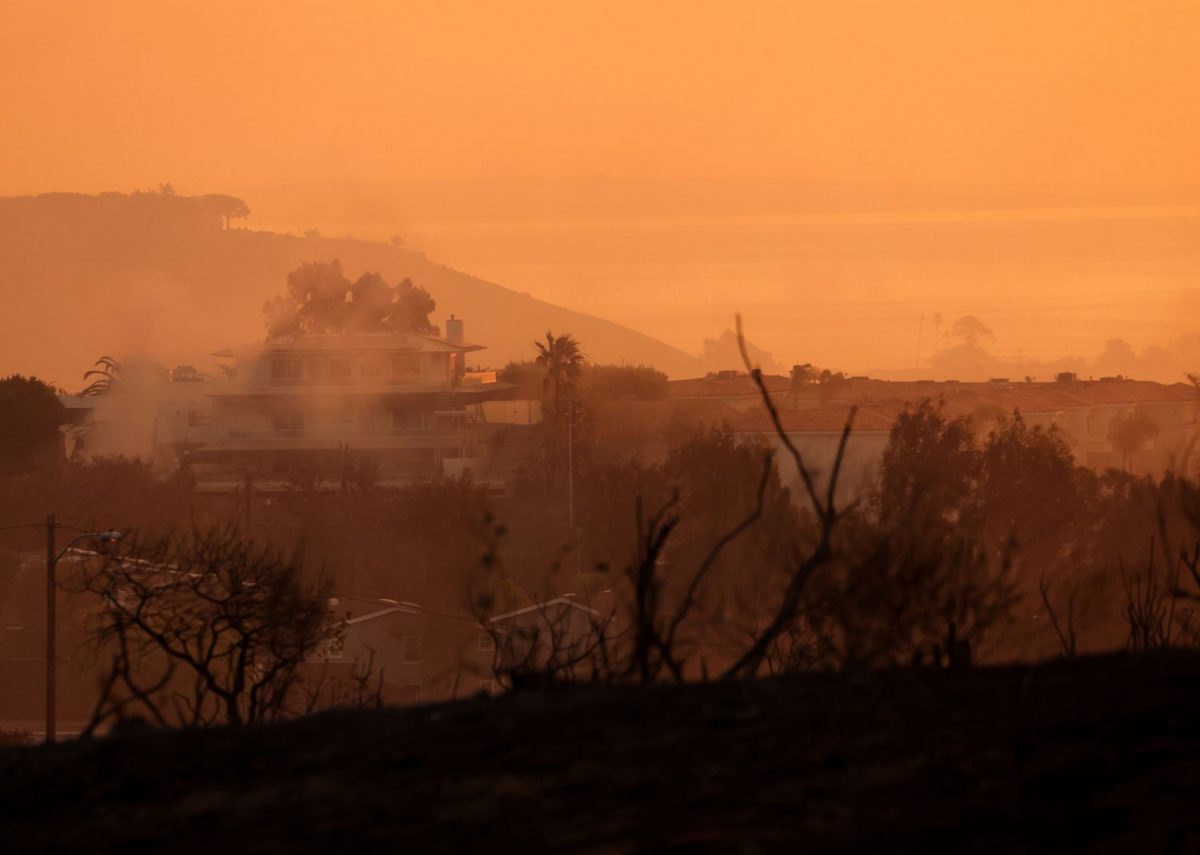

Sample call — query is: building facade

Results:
[188,329,515,489]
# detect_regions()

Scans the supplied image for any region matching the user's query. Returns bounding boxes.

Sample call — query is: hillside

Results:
[2,652,1198,852]
[0,192,702,387]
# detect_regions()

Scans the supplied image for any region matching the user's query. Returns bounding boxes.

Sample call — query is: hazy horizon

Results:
[242,184,1200,378]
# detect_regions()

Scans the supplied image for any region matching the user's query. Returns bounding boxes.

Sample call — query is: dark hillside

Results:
[2,652,1198,853]
[0,192,702,385]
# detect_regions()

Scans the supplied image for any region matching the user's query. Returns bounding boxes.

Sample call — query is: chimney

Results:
[446,314,466,380]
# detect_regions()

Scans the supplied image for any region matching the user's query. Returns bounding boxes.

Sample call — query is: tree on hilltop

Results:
[199,194,251,229]
[947,315,994,348]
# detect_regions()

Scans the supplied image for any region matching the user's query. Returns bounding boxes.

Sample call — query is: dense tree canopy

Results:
[499,360,667,402]
[0,375,65,472]
[263,260,438,339]
[875,400,979,526]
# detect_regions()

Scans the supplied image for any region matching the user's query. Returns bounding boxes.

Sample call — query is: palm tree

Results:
[80,356,122,396]
[1108,410,1159,472]
[533,332,585,405]
[533,333,585,495]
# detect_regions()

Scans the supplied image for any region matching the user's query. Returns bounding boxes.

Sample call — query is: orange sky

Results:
[3,1,1200,380]
[2,0,1198,195]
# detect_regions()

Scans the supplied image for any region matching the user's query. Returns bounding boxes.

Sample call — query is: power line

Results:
[54,522,99,535]
[0,521,101,535]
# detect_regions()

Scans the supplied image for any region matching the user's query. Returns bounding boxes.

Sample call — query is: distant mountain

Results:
[0,192,702,388]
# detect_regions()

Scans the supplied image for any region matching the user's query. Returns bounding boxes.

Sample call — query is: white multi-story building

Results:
[189,322,514,488]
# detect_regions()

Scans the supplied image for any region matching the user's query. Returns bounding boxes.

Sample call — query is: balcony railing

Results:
[227,427,469,439]
[249,376,447,389]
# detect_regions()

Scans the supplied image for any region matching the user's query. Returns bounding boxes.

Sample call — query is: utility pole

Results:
[41,520,120,744]
[566,398,583,575]
[45,513,56,744]
[242,469,253,532]
[567,399,575,537]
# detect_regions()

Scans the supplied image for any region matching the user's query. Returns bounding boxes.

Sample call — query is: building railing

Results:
[248,376,448,389]
[227,427,468,440]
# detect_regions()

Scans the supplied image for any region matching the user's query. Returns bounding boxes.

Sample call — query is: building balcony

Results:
[204,428,472,452]
[218,379,450,395]
[228,427,455,438]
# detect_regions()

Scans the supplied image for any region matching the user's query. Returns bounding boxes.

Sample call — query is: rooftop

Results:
[214,332,485,359]
[670,375,1197,435]
[729,406,900,434]
[668,374,790,399]
[672,375,1197,411]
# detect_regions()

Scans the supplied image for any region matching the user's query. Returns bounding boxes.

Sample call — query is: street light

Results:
[561,398,582,576]
[45,514,121,743]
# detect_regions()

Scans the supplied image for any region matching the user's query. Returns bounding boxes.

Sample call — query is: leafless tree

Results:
[795,524,1017,671]
[73,524,339,732]
[1117,522,1198,651]
[719,315,856,679]
[1118,487,1200,651]
[469,514,617,690]
[301,649,386,713]
[1039,575,1078,657]
[1121,553,1172,651]
[489,603,616,691]
[470,315,857,688]
[624,456,773,683]
[469,312,1039,684]
[469,451,777,689]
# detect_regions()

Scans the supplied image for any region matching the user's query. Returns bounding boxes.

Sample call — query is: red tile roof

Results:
[668,375,790,398]
[814,378,1193,410]
[729,406,900,434]
[668,376,1197,435]
[672,376,1196,406]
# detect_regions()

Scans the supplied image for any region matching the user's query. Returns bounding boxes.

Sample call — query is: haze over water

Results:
[258,199,1200,376]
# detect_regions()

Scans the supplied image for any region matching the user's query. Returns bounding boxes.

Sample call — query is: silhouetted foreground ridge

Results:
[2,652,1198,853]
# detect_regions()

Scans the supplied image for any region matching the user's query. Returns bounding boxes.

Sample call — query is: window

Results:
[310,410,354,431]
[272,411,304,431]
[271,359,302,379]
[361,358,386,379]
[390,354,420,376]
[478,632,495,652]
[329,357,352,379]
[392,407,427,431]
[186,409,210,427]
[402,636,423,664]
[307,357,328,379]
